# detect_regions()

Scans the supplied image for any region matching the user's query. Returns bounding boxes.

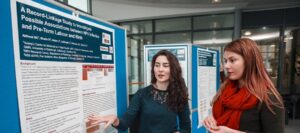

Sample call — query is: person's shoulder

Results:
[135,85,152,96]
[259,92,284,113]
[267,92,283,105]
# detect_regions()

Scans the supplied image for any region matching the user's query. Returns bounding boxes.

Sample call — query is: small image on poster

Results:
[100,46,109,52]
[102,33,111,45]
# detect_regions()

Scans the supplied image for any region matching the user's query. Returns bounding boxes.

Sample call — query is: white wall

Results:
[91,1,238,22]
[69,0,88,12]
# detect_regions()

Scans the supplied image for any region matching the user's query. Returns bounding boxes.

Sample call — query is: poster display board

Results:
[191,46,219,133]
[196,48,217,128]
[6,0,127,132]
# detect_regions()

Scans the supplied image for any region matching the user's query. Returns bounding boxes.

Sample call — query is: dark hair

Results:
[151,50,189,112]
[212,38,284,113]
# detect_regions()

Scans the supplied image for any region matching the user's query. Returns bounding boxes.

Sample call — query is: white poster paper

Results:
[11,0,117,133]
[197,49,217,128]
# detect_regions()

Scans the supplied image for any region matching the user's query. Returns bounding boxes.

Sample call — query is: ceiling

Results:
[91,0,300,21]
[94,0,300,9]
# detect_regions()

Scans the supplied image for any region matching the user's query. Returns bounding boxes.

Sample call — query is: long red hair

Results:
[212,38,284,113]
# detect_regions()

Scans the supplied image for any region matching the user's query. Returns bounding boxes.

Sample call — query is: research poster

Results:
[197,48,217,128]
[144,46,188,87]
[11,0,117,133]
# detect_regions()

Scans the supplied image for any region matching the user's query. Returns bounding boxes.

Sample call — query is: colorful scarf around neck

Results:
[212,81,258,129]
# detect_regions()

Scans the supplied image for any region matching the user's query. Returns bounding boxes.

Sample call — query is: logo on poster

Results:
[109,46,114,54]
[102,33,111,45]
[100,46,108,52]
[102,54,112,60]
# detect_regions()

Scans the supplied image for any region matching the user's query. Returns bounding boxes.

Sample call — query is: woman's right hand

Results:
[87,114,119,128]
[203,115,219,132]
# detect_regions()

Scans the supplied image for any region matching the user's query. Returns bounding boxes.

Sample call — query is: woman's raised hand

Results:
[87,114,119,129]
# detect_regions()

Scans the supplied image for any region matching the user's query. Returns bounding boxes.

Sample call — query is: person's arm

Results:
[87,88,144,131]
[178,103,191,133]
[260,102,285,133]
[115,88,143,131]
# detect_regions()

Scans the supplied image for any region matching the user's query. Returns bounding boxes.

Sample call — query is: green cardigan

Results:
[115,85,191,133]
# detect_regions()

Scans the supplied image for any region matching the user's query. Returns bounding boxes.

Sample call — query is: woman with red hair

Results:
[203,38,284,133]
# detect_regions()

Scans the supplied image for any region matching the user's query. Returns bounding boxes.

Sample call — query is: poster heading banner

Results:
[17,2,114,64]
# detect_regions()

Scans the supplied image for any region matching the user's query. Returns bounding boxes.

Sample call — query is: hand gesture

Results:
[203,115,219,132]
[203,116,244,133]
[87,114,119,129]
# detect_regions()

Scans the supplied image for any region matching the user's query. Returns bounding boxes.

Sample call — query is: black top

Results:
[240,99,284,133]
[115,85,191,133]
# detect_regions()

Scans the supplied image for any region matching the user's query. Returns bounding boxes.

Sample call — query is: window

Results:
[194,14,234,29]
[156,17,191,32]
[120,21,152,34]
[155,32,191,44]
[119,13,235,94]
[127,35,153,94]
[193,30,233,46]
[242,27,280,87]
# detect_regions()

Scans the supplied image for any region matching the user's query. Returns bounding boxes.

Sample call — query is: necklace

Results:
[151,85,168,104]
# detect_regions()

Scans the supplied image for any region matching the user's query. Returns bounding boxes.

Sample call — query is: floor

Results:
[285,119,300,133]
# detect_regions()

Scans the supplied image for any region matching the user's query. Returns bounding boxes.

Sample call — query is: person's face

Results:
[154,55,170,84]
[223,51,245,81]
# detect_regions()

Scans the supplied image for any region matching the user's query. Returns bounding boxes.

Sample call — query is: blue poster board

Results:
[0,0,127,132]
[191,45,220,133]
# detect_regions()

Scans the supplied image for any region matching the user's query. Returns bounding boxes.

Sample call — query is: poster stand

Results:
[0,0,127,133]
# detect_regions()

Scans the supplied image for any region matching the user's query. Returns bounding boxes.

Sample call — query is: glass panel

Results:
[120,21,152,34]
[155,32,191,44]
[287,27,300,94]
[242,27,280,87]
[193,30,233,64]
[194,14,234,29]
[127,35,153,94]
[193,30,233,46]
[155,17,191,32]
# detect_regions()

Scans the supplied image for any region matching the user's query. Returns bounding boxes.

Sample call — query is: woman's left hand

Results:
[210,126,245,133]
[203,115,219,131]
[209,126,229,133]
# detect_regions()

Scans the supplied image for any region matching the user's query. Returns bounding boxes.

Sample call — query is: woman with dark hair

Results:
[203,38,284,133]
[88,50,191,133]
